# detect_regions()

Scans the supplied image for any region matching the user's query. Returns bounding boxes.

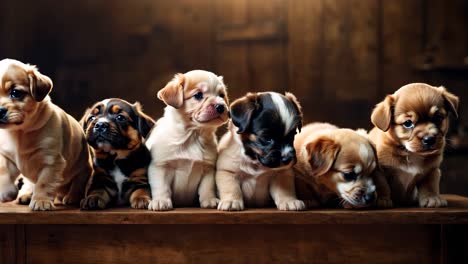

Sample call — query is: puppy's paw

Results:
[217,199,244,211]
[0,184,18,203]
[277,199,306,211]
[304,199,320,208]
[148,198,173,211]
[80,195,108,210]
[17,193,32,205]
[419,195,447,208]
[375,197,393,208]
[200,197,219,209]
[131,196,151,209]
[29,199,55,211]
[62,194,80,206]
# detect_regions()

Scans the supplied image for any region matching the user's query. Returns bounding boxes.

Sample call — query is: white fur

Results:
[110,167,126,204]
[269,92,294,135]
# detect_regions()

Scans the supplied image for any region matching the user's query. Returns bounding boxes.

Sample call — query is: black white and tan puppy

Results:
[146,70,229,211]
[369,83,459,208]
[80,98,155,210]
[294,123,378,209]
[0,58,93,210]
[216,92,305,211]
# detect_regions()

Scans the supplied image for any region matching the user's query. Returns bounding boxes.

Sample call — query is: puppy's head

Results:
[157,70,229,127]
[231,92,303,169]
[371,83,459,155]
[81,98,155,153]
[303,129,377,208]
[0,59,53,129]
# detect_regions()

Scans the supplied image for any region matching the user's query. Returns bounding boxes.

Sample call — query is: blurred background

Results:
[0,0,467,194]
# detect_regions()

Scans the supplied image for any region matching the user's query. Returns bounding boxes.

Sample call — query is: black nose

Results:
[0,108,7,119]
[281,151,295,165]
[215,104,225,114]
[422,136,436,146]
[364,192,376,204]
[94,122,109,133]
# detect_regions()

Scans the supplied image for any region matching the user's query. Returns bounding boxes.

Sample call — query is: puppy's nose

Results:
[94,122,109,133]
[422,136,436,146]
[215,104,225,114]
[0,108,7,119]
[364,192,376,204]
[281,152,295,165]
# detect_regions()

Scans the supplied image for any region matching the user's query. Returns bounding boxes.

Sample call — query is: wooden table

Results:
[1,194,468,263]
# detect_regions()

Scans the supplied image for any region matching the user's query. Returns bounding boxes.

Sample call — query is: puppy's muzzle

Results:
[93,121,109,134]
[422,135,436,148]
[215,104,225,114]
[0,107,7,123]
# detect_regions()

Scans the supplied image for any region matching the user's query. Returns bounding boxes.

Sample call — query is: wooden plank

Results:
[287,0,324,123]
[25,225,441,263]
[0,225,16,263]
[0,195,467,225]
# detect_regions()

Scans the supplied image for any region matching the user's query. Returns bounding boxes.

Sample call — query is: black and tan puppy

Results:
[80,98,155,210]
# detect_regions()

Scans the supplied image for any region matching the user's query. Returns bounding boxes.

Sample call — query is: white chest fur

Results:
[110,167,126,204]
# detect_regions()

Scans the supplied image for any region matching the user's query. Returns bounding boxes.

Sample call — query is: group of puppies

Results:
[0,58,459,211]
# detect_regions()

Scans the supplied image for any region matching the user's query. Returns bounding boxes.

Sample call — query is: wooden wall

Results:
[0,0,467,128]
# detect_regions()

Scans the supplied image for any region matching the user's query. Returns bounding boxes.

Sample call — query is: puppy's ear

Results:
[157,74,185,108]
[79,108,92,131]
[27,66,53,102]
[230,93,259,134]
[306,136,340,177]
[439,86,459,118]
[133,102,155,139]
[285,92,303,132]
[371,95,394,132]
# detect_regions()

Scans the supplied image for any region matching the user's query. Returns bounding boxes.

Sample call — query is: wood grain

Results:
[24,225,440,264]
[0,195,467,225]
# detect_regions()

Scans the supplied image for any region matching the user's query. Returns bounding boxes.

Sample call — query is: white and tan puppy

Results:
[216,92,305,211]
[146,70,229,210]
[294,123,378,209]
[0,59,92,210]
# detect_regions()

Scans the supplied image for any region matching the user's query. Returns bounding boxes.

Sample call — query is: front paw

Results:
[375,197,393,208]
[29,199,55,211]
[62,194,80,206]
[80,195,108,210]
[200,197,219,209]
[131,196,151,209]
[148,198,173,211]
[0,190,18,203]
[277,199,306,211]
[217,199,244,211]
[419,195,447,208]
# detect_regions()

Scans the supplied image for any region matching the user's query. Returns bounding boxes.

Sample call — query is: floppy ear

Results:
[371,95,394,132]
[133,102,155,139]
[285,92,303,132]
[79,108,92,131]
[157,74,185,108]
[230,93,259,134]
[27,66,53,102]
[439,86,459,118]
[306,136,340,177]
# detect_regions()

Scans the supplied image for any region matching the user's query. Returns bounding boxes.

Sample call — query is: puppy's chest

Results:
[238,171,272,206]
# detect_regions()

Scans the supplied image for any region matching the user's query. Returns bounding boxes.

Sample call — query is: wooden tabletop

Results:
[1,194,467,225]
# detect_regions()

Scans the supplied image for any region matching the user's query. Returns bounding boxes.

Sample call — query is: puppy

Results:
[146,70,229,211]
[294,123,378,208]
[369,83,459,208]
[0,58,92,210]
[80,98,155,209]
[216,92,305,211]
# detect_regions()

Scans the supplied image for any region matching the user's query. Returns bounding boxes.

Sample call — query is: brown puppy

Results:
[369,83,459,208]
[0,59,92,210]
[294,123,378,208]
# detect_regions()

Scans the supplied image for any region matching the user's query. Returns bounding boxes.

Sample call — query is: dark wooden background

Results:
[0,0,467,193]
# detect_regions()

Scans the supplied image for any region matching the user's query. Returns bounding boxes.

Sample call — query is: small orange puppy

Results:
[294,123,378,208]
[369,83,459,208]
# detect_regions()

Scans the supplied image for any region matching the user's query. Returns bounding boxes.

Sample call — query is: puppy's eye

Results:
[88,116,96,122]
[342,171,358,181]
[433,114,444,124]
[10,88,26,100]
[402,120,414,129]
[115,114,127,122]
[219,94,225,98]
[193,92,204,100]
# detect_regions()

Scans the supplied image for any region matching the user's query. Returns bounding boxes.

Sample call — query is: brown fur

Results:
[369,83,459,208]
